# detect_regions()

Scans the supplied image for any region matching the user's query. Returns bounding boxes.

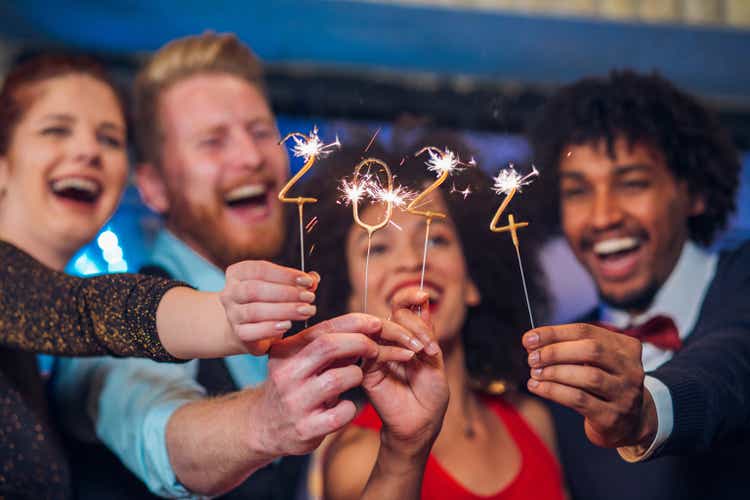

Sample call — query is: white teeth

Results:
[225,184,266,203]
[51,177,100,195]
[594,237,640,256]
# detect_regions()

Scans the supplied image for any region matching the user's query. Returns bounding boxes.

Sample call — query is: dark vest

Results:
[60,264,307,500]
[551,247,749,500]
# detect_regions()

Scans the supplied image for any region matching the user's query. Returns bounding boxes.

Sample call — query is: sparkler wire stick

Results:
[279,128,340,326]
[350,158,394,313]
[406,146,471,312]
[489,165,539,329]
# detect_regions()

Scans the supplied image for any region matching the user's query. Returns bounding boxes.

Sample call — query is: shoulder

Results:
[505,393,558,453]
[139,264,174,279]
[323,425,380,500]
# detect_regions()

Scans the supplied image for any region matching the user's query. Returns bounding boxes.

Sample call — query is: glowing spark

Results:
[364,127,381,153]
[424,147,462,177]
[492,164,539,196]
[450,183,473,200]
[289,126,341,161]
[338,176,369,206]
[388,220,403,231]
[368,182,416,209]
[309,244,316,256]
[305,216,319,234]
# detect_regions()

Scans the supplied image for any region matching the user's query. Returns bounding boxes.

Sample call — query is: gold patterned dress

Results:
[0,240,187,499]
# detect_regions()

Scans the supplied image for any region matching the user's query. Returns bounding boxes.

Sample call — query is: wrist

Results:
[635,387,658,447]
[379,428,434,465]
[239,385,278,467]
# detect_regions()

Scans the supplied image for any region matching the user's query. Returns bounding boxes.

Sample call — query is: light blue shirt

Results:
[52,229,268,498]
[599,241,718,461]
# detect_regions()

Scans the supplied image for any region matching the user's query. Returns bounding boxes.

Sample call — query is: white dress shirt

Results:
[598,241,718,462]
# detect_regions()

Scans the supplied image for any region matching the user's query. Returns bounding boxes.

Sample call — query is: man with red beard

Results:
[524,70,750,499]
[51,33,439,499]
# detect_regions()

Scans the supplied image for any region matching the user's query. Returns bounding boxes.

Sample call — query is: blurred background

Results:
[2,0,749,321]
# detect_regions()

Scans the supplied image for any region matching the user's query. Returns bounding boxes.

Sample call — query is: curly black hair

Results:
[529,70,740,246]
[285,131,549,390]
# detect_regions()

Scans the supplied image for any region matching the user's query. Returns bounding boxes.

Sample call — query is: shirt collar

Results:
[600,240,718,339]
[150,229,226,292]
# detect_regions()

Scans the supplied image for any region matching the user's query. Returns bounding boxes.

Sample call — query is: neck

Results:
[440,335,480,438]
[0,228,71,271]
[164,222,223,270]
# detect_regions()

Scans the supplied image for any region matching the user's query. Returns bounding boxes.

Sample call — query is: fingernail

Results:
[526,332,540,348]
[299,291,315,303]
[275,320,292,331]
[531,368,542,378]
[425,341,440,356]
[528,379,539,389]
[409,338,425,351]
[528,351,540,366]
[297,304,316,316]
[296,276,313,287]
[368,317,382,330]
[310,271,321,282]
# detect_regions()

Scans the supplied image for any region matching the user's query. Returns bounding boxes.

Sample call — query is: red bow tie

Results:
[597,315,683,351]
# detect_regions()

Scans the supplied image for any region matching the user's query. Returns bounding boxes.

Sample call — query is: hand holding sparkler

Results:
[489,164,539,328]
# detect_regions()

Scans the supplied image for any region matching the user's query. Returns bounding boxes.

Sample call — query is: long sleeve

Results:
[650,241,750,457]
[0,240,187,361]
[52,356,206,498]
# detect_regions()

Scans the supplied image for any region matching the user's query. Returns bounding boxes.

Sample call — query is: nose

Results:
[590,187,624,232]
[395,232,427,274]
[230,130,263,172]
[72,130,102,169]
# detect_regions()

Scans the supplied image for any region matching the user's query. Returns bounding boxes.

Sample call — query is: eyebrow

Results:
[99,122,125,134]
[40,113,74,123]
[613,164,652,176]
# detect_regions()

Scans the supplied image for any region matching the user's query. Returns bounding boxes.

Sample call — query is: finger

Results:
[301,365,364,411]
[531,364,616,401]
[375,345,416,364]
[230,302,317,324]
[522,323,611,351]
[298,399,357,442]
[229,280,316,304]
[234,320,291,344]
[308,271,321,293]
[292,333,379,380]
[227,260,316,287]
[301,313,382,341]
[379,319,425,353]
[527,379,609,420]
[391,287,429,310]
[391,309,440,356]
[246,338,273,356]
[527,338,616,372]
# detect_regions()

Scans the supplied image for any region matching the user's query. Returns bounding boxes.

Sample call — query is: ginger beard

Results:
[163,168,287,269]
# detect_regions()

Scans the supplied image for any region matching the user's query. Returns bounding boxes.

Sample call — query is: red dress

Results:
[350,396,565,500]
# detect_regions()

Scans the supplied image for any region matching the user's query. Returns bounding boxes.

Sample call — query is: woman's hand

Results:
[220,260,320,355]
[361,288,449,457]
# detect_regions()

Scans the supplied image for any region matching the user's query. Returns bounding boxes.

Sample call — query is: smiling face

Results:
[0,74,128,269]
[138,73,289,269]
[345,193,480,342]
[559,137,705,312]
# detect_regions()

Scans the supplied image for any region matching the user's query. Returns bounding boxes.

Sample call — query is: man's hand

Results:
[246,313,421,459]
[522,323,657,449]
[362,288,449,458]
[221,260,320,355]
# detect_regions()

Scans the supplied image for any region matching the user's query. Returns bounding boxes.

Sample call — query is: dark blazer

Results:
[551,241,750,500]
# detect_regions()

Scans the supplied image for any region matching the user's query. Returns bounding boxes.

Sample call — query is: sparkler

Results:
[279,127,340,274]
[407,146,475,298]
[339,158,395,312]
[489,164,539,328]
